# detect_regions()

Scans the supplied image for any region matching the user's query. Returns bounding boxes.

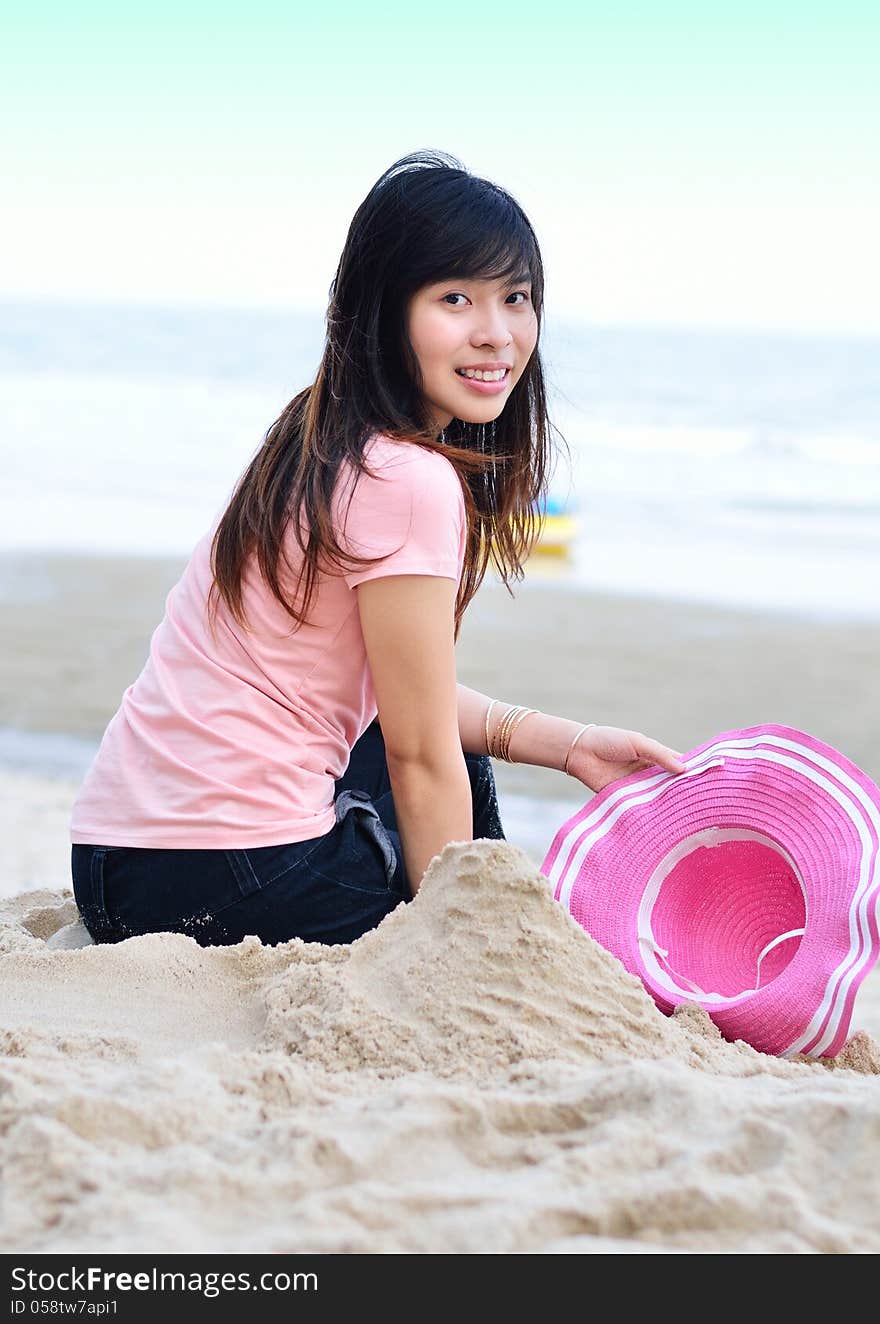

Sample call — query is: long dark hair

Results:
[208,148,567,642]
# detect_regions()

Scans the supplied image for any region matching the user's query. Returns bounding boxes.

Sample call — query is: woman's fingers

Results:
[580,726,687,782]
[635,737,687,774]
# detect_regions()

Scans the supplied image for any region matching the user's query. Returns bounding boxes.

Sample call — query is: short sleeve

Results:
[336,446,465,591]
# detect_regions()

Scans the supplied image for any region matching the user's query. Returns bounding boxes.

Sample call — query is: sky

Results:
[2,0,878,334]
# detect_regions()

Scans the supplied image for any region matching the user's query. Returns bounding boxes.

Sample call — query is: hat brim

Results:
[541,724,880,1058]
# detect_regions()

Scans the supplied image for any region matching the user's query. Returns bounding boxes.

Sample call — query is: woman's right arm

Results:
[355,572,473,896]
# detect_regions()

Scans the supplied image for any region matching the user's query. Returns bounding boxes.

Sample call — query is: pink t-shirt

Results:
[69,434,467,848]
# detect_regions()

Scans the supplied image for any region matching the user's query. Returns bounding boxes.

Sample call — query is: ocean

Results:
[1,298,878,619]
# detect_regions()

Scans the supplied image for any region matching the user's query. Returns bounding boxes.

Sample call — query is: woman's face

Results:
[406,270,539,435]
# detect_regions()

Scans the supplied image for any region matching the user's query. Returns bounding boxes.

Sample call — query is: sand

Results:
[1,550,879,1255]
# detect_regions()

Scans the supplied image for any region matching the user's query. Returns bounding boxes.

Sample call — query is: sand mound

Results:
[260,841,773,1080]
[2,839,880,1254]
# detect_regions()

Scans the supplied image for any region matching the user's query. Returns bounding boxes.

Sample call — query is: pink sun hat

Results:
[540,724,880,1058]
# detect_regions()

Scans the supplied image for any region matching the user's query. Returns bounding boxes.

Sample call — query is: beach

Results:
[1,548,879,1254]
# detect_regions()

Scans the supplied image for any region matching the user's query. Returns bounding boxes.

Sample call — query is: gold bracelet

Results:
[488,703,511,759]
[487,701,510,760]
[487,701,517,760]
[564,723,596,776]
[484,699,498,757]
[496,705,526,761]
[487,704,541,762]
[503,708,539,763]
[490,704,515,760]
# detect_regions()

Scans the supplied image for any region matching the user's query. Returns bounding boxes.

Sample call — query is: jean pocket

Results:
[71,845,121,943]
[310,789,403,896]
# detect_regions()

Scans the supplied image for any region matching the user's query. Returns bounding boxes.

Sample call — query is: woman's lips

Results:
[454,368,511,396]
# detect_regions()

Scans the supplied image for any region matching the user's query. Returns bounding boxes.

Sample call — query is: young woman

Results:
[70,149,686,949]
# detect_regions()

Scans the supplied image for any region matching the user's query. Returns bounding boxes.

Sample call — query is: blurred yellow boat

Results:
[531,495,579,557]
[489,497,579,559]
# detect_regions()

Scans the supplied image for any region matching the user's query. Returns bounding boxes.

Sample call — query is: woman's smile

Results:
[453,366,512,395]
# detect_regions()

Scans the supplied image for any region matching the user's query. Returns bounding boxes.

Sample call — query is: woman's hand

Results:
[567,725,687,794]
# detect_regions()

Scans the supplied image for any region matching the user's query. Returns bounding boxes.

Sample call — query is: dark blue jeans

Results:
[71,719,505,948]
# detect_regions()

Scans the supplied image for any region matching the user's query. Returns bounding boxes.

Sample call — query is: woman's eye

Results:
[442,291,530,306]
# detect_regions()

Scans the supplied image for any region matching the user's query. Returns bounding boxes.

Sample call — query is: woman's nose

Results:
[472,313,514,348]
